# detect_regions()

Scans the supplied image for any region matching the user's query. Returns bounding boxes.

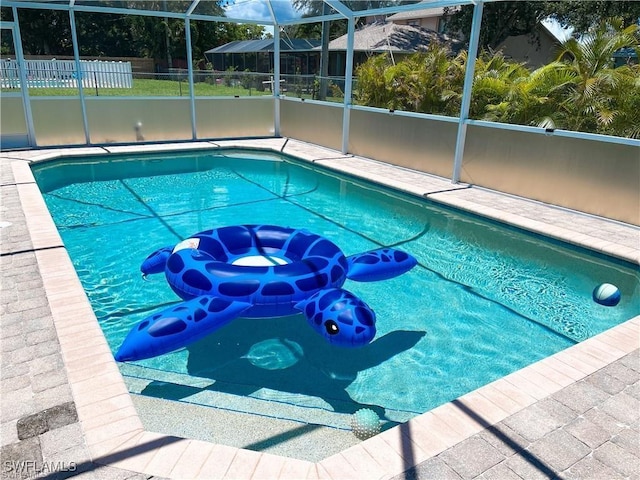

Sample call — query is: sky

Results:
[541,18,574,42]
[223,0,301,24]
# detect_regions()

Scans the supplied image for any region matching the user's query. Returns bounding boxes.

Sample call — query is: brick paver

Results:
[1,159,152,480]
[394,353,639,480]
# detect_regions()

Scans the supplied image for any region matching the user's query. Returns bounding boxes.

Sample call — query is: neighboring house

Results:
[385,5,450,33]
[205,24,458,77]
[327,21,460,53]
[205,38,321,75]
[494,23,562,67]
[327,22,463,74]
[206,1,562,76]
[386,1,562,68]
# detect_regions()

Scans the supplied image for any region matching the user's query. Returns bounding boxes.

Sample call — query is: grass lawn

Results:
[1,77,344,102]
[0,78,272,97]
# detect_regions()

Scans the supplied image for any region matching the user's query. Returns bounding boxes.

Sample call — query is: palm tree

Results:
[606,66,640,138]
[387,45,465,114]
[537,19,639,134]
[468,52,530,118]
[354,18,639,138]
[483,61,575,128]
[354,44,466,115]
[353,53,396,109]
[484,19,639,137]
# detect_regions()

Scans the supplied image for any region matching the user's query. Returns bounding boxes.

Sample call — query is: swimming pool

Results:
[32,149,639,437]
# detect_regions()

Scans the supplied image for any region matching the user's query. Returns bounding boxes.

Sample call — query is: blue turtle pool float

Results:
[115,225,417,362]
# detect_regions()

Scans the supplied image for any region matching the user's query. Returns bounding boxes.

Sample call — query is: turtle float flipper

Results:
[115,296,251,362]
[346,248,417,282]
[140,246,174,277]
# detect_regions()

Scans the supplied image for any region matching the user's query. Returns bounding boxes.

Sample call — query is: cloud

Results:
[224,0,301,23]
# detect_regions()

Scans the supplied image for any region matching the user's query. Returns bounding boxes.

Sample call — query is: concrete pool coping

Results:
[2,137,638,479]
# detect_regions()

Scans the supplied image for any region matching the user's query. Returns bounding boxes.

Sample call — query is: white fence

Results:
[0,59,133,89]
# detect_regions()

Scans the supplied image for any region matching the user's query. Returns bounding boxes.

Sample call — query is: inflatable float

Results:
[115,225,417,362]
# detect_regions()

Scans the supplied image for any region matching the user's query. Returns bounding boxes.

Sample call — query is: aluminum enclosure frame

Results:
[1,0,482,179]
[2,0,639,186]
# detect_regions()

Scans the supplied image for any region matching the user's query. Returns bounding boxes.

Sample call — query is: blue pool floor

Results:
[1,138,638,478]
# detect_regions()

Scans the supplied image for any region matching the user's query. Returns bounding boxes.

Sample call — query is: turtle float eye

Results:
[324,320,339,335]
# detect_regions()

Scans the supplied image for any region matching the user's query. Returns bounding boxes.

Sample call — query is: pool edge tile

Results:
[104,142,217,155]
[429,403,485,439]
[11,159,37,184]
[16,182,64,250]
[359,434,410,477]
[277,457,316,480]
[87,429,145,461]
[196,443,240,479]
[476,382,535,416]
[95,431,175,473]
[142,437,193,479]
[168,439,216,479]
[397,416,454,457]
[339,443,392,480]
[376,423,433,466]
[319,451,377,480]
[75,393,135,421]
[248,452,287,480]
[83,415,145,448]
[532,359,582,388]
[454,389,512,425]
[23,147,109,163]
[222,448,263,479]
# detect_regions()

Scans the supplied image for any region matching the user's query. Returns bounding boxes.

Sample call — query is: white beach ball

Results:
[592,283,621,307]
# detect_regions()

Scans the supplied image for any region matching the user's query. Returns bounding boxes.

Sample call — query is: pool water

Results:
[33,149,640,429]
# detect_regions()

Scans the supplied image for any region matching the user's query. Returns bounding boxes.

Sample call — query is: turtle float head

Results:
[296,288,376,347]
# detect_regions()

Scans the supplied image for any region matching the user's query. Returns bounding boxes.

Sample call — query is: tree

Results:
[444,1,548,50]
[122,1,229,68]
[483,62,564,127]
[476,19,640,137]
[445,1,640,50]
[10,9,74,56]
[354,19,640,138]
[547,1,640,33]
[290,0,343,100]
[542,20,640,135]
[2,1,265,69]
[354,45,466,115]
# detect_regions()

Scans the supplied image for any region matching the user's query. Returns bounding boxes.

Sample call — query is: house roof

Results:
[328,22,462,53]
[206,23,461,56]
[387,6,447,21]
[386,0,458,21]
[205,38,321,55]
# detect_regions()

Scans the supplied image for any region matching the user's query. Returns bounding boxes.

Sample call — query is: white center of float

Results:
[231,255,289,266]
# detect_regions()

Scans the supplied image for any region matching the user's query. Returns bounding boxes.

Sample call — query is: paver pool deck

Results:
[1,138,638,480]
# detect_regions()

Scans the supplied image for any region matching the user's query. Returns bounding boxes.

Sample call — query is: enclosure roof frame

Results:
[3,0,485,28]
